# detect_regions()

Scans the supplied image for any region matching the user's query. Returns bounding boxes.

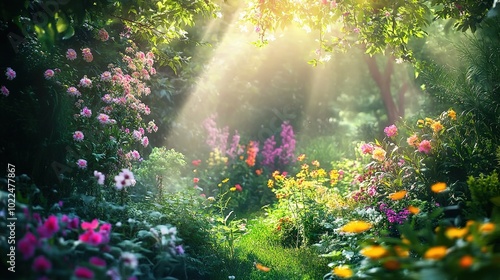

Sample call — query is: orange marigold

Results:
[388,190,407,200]
[340,221,372,234]
[424,246,448,260]
[431,182,447,193]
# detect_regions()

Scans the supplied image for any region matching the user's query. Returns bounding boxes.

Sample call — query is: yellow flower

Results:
[340,220,372,234]
[372,147,386,161]
[425,117,434,126]
[230,187,236,192]
[267,179,274,188]
[459,255,474,269]
[408,205,420,215]
[445,227,468,239]
[360,245,388,259]
[395,246,409,258]
[222,178,229,183]
[388,190,407,200]
[417,119,425,127]
[431,182,447,193]
[297,154,306,161]
[431,121,444,133]
[424,246,448,260]
[311,160,320,167]
[448,109,457,120]
[333,265,353,278]
[479,222,495,234]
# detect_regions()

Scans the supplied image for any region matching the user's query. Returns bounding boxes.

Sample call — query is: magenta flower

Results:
[44,69,55,79]
[132,130,142,141]
[81,219,99,230]
[5,67,16,80]
[1,85,9,96]
[79,229,103,245]
[418,140,432,154]
[77,159,87,169]
[32,255,52,273]
[18,232,37,259]
[67,86,81,97]
[73,131,84,142]
[74,266,94,279]
[66,49,77,60]
[80,106,92,117]
[89,256,107,267]
[43,215,60,237]
[384,124,398,137]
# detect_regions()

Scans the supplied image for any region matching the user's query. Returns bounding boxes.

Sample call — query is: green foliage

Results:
[467,171,500,218]
[135,147,187,197]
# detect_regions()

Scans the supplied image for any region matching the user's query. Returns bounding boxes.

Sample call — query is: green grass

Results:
[211,214,330,280]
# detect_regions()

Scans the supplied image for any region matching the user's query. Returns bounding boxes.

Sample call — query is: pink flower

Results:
[81,219,99,230]
[235,184,243,192]
[66,49,77,60]
[42,215,60,237]
[407,134,419,147]
[77,159,87,169]
[74,266,94,279]
[80,107,92,117]
[100,71,112,81]
[1,85,9,96]
[102,94,113,103]
[418,140,432,154]
[32,255,52,273]
[82,48,93,62]
[89,256,107,267]
[360,143,374,154]
[73,131,84,142]
[114,169,135,190]
[141,136,149,147]
[18,232,38,259]
[121,252,138,269]
[98,28,109,41]
[67,86,81,97]
[44,69,55,79]
[132,130,142,140]
[126,150,141,161]
[384,124,398,137]
[79,75,92,87]
[94,170,105,185]
[192,159,201,166]
[5,67,16,80]
[97,113,110,124]
[193,177,199,183]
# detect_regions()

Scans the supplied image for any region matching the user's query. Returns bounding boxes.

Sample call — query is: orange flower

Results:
[255,262,271,272]
[340,221,372,234]
[406,134,419,147]
[388,190,407,200]
[360,245,388,259]
[408,205,420,215]
[431,182,447,193]
[333,265,353,278]
[394,246,409,258]
[479,222,495,234]
[424,246,448,260]
[448,109,457,120]
[255,169,263,176]
[431,121,444,133]
[445,227,468,239]
[459,255,474,269]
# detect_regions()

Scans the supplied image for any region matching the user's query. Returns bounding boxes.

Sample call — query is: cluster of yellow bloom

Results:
[207,148,228,166]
